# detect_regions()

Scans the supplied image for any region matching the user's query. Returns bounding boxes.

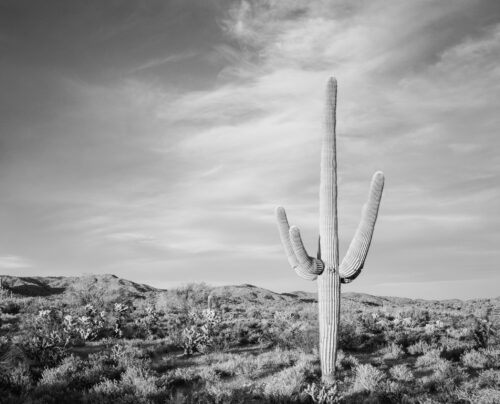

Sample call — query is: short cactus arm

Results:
[276,206,324,281]
[339,171,385,281]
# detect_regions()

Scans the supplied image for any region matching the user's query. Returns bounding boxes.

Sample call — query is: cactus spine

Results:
[276,78,385,383]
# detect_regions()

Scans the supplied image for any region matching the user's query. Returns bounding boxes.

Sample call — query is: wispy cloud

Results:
[0,255,32,269]
[0,1,499,298]
[130,51,197,73]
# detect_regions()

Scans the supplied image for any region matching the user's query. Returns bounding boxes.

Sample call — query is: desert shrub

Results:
[182,307,222,355]
[473,320,497,349]
[483,348,500,367]
[265,311,319,352]
[120,366,163,397]
[39,355,83,386]
[263,357,315,400]
[182,325,209,355]
[418,359,465,398]
[352,364,386,393]
[134,305,161,340]
[228,318,265,346]
[86,351,122,381]
[440,336,475,361]
[90,365,164,403]
[110,344,148,369]
[385,329,420,348]
[19,304,111,365]
[476,369,500,388]
[338,317,360,351]
[461,317,497,349]
[389,364,414,382]
[304,382,342,403]
[473,388,500,404]
[1,300,21,315]
[336,350,359,370]
[432,358,457,378]
[63,304,108,342]
[34,351,124,397]
[381,342,404,360]
[112,303,130,339]
[0,363,32,392]
[172,283,213,314]
[461,349,491,369]
[205,380,238,403]
[415,349,442,368]
[446,326,470,339]
[407,308,431,325]
[339,315,383,351]
[90,379,123,397]
[19,309,73,366]
[408,340,435,356]
[285,326,319,353]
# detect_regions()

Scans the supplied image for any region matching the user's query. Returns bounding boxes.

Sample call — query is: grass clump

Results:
[352,364,386,393]
[461,349,491,369]
[381,342,404,360]
[389,364,414,382]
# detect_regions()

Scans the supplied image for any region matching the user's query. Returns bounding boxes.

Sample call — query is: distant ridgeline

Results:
[0,275,499,316]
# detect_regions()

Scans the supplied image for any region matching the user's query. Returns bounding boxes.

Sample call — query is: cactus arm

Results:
[275,206,324,280]
[275,206,300,269]
[289,226,324,277]
[339,171,385,281]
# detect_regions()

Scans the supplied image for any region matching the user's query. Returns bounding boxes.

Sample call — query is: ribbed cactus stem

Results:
[275,77,385,384]
[318,78,340,383]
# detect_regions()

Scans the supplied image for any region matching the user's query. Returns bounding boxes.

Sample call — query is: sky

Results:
[1,0,499,299]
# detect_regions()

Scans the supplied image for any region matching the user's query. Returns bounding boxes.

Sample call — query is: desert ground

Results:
[0,274,499,403]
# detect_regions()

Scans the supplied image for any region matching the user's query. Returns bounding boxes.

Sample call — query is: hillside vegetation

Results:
[1,275,499,403]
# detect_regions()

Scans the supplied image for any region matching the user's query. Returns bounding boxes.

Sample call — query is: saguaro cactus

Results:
[275,78,384,384]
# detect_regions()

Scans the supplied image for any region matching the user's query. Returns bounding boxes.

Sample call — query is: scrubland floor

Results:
[1,277,500,403]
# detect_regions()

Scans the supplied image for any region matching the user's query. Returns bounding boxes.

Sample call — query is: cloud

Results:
[0,255,32,269]
[1,1,499,298]
[129,51,197,73]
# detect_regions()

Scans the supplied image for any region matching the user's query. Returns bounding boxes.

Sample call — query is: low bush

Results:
[415,349,442,368]
[352,364,386,393]
[381,342,404,360]
[408,340,434,356]
[389,364,414,382]
[336,350,359,370]
[263,357,315,400]
[304,382,342,403]
[1,301,21,315]
[476,369,500,388]
[461,349,491,369]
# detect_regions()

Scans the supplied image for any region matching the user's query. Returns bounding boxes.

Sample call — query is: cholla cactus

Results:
[113,303,129,338]
[276,78,384,383]
[182,304,222,355]
[136,305,160,339]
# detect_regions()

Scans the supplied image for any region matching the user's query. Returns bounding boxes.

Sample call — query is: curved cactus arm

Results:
[275,207,300,268]
[339,171,385,281]
[275,206,324,280]
[289,226,324,278]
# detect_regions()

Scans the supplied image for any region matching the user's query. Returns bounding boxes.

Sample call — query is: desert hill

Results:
[0,274,405,306]
[1,274,496,311]
[0,274,156,298]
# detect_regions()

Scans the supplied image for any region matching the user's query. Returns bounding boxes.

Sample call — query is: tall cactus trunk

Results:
[318,271,340,383]
[275,77,384,384]
[318,79,340,383]
[318,78,340,383]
